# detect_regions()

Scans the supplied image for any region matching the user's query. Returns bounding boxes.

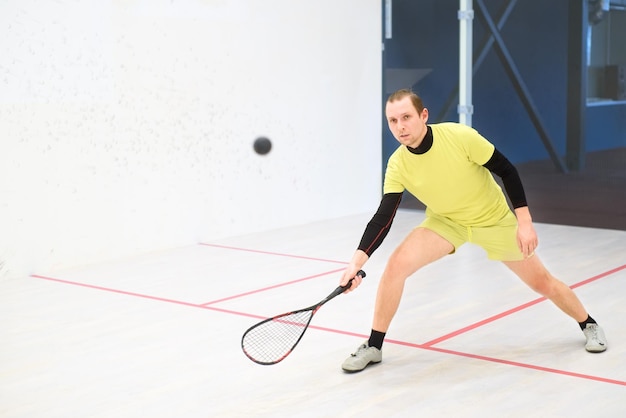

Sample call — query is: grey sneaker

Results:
[583,324,607,352]
[341,342,382,372]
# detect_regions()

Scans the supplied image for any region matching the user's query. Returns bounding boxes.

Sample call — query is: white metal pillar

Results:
[458,0,474,126]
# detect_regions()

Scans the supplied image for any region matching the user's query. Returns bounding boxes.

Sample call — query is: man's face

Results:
[385,96,429,149]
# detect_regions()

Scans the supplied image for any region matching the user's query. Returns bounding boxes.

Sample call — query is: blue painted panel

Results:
[587,105,626,151]
[382,0,626,167]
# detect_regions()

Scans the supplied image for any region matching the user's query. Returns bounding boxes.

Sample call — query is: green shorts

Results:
[419,209,524,261]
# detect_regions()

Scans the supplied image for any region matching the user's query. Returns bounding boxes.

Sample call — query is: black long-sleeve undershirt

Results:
[482,148,527,209]
[356,148,528,257]
[357,192,403,256]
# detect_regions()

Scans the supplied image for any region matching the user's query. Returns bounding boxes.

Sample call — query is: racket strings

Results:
[242,310,314,364]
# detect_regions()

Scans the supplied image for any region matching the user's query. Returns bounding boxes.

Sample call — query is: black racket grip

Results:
[323,270,367,302]
[340,269,366,291]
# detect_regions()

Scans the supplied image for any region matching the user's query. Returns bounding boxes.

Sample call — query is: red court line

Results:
[423,346,626,386]
[403,340,626,386]
[31,274,266,321]
[422,263,626,347]
[569,264,626,289]
[199,243,348,265]
[200,267,346,306]
[31,263,626,387]
[306,327,626,386]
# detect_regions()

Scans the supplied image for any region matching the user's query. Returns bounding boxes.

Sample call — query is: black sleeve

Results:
[483,148,528,208]
[357,192,403,256]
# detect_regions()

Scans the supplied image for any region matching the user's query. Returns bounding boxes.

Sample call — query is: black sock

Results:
[368,329,386,350]
[578,315,597,330]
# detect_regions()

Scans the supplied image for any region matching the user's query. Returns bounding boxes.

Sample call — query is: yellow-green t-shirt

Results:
[383,123,511,226]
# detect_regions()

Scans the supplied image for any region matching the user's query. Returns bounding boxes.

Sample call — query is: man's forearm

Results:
[514,206,533,225]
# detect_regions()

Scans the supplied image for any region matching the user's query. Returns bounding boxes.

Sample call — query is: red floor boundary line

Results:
[422,263,626,347]
[570,264,626,289]
[305,328,626,386]
[425,345,626,386]
[199,243,348,265]
[200,267,346,306]
[31,274,266,321]
[422,297,545,347]
[32,273,625,387]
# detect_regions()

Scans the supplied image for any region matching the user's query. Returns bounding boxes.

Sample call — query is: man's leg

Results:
[503,255,587,321]
[503,255,607,352]
[342,227,454,372]
[372,227,454,332]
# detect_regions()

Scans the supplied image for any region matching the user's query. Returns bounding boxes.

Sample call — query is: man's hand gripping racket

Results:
[241,270,366,365]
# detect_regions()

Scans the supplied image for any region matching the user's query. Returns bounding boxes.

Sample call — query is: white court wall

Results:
[0,0,382,279]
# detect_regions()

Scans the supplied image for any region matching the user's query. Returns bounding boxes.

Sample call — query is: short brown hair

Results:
[387,89,424,113]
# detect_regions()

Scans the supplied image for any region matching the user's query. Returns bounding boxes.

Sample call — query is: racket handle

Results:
[340,269,366,291]
[323,270,367,302]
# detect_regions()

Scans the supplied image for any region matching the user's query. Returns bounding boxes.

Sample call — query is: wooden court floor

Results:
[1,210,625,417]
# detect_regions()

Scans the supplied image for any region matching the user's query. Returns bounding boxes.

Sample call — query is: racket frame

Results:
[241,270,366,365]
